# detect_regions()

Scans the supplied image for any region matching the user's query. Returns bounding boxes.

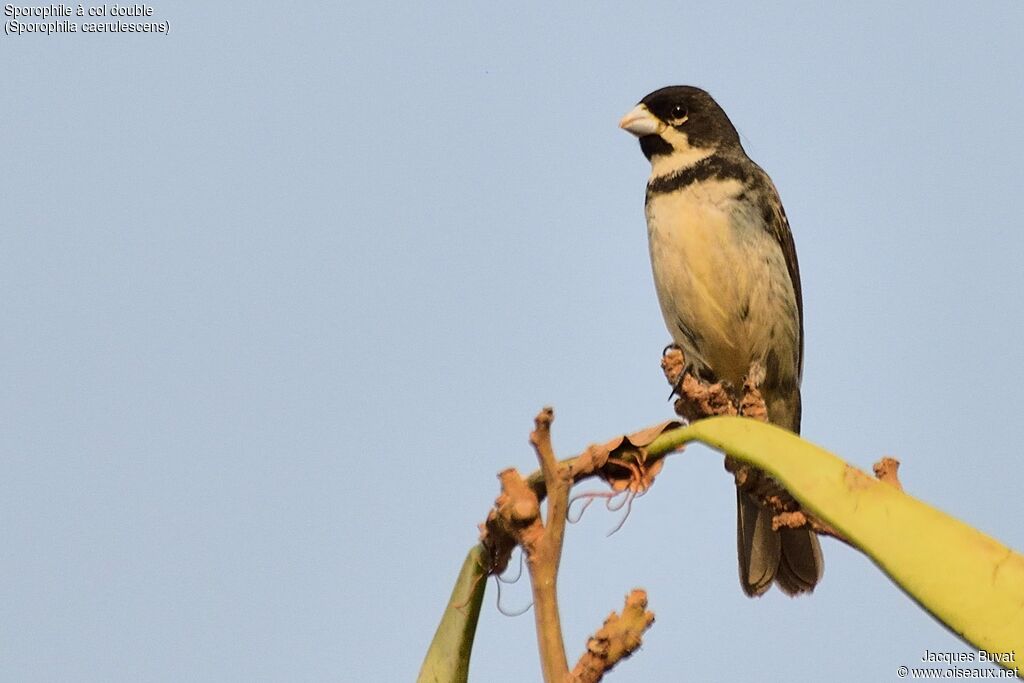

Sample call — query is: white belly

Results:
[645,178,799,388]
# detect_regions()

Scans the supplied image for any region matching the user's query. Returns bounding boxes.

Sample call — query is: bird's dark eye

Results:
[670,105,688,121]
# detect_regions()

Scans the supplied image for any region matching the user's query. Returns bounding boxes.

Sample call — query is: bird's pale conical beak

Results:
[619,104,663,137]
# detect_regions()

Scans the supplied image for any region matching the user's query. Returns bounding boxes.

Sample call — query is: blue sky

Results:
[3,2,1023,681]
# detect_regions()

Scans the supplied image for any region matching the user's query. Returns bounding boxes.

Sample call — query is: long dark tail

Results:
[736,390,823,596]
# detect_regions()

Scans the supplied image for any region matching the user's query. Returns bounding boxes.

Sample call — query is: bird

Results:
[619,85,823,596]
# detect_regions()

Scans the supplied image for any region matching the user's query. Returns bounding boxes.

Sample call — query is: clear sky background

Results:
[3,2,1023,681]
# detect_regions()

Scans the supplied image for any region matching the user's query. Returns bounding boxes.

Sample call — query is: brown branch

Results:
[874,457,903,490]
[479,419,682,583]
[486,465,561,679]
[661,348,737,423]
[478,410,675,681]
[531,408,569,554]
[571,589,656,682]
[527,407,570,681]
[662,347,851,541]
[661,347,907,545]
[470,349,910,680]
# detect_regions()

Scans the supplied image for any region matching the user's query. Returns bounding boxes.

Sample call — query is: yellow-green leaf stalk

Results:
[651,416,1023,672]
[417,545,487,683]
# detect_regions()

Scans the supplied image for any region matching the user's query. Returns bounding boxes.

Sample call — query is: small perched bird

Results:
[619,86,823,596]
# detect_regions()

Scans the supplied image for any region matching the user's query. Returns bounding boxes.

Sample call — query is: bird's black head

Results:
[620,86,743,163]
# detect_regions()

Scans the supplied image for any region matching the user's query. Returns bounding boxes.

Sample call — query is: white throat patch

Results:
[649,127,715,179]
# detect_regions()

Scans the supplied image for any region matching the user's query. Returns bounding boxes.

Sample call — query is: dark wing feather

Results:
[755,170,803,380]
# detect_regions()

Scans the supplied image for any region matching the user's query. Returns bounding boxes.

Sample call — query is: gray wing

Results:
[755,171,803,381]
